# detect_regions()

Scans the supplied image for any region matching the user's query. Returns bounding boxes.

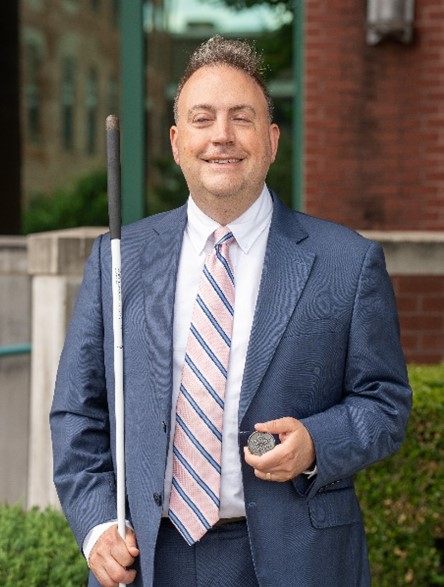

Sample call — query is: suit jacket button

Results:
[153,493,162,506]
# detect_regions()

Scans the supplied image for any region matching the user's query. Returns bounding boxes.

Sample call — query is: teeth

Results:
[211,159,240,164]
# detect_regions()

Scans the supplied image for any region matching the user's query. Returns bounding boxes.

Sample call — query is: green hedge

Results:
[22,170,109,235]
[0,504,88,586]
[356,364,444,586]
[1,365,442,585]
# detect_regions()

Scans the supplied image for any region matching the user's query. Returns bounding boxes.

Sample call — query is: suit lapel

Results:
[239,198,315,423]
[140,205,187,408]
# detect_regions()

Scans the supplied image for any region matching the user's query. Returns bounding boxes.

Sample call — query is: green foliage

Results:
[0,504,88,587]
[205,0,293,11]
[147,156,188,216]
[356,364,444,586]
[267,117,293,207]
[22,169,109,234]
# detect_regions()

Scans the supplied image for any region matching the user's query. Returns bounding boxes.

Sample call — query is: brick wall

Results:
[391,275,444,364]
[362,232,444,364]
[304,0,444,231]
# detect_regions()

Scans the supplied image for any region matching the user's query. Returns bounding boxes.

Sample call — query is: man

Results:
[50,36,412,586]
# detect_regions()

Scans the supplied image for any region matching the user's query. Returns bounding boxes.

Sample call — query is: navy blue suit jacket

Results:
[50,194,412,586]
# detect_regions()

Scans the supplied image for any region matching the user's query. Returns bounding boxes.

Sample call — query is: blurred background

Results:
[0,3,443,584]
[3,0,297,233]
[7,0,442,235]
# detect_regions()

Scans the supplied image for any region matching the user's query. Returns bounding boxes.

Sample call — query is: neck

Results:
[191,190,262,225]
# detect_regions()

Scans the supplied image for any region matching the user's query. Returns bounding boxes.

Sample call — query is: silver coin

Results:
[247,431,276,456]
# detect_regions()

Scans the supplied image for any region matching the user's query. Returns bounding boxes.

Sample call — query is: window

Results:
[86,67,98,155]
[61,56,76,150]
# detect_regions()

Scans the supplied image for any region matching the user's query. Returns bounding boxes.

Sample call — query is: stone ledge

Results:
[0,236,28,274]
[360,231,444,275]
[27,227,106,276]
[24,227,444,277]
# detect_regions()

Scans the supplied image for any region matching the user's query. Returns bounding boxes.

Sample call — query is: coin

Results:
[247,431,276,456]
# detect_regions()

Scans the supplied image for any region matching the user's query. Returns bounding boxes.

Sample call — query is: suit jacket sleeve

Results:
[295,241,412,498]
[50,235,118,549]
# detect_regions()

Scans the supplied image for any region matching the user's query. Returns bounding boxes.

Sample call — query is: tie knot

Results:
[214,226,234,248]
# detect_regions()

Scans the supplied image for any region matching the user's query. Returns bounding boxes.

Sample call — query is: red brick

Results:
[421,297,444,312]
[396,296,420,313]
[395,277,444,295]
[400,333,419,351]
[400,315,443,332]
[420,334,444,350]
[405,352,444,364]
[305,1,444,231]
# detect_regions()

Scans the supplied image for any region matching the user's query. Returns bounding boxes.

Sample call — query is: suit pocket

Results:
[308,487,363,529]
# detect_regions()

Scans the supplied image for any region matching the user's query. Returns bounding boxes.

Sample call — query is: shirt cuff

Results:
[302,465,318,479]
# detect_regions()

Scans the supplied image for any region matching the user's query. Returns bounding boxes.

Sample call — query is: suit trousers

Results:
[153,518,259,587]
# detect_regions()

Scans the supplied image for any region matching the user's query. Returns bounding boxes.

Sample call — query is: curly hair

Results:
[173,35,274,122]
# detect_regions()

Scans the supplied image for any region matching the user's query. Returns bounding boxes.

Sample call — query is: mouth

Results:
[203,157,243,165]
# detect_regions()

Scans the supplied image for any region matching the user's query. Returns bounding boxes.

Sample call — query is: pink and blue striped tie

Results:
[168,227,235,544]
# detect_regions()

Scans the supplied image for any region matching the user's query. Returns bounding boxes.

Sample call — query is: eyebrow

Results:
[187,104,257,120]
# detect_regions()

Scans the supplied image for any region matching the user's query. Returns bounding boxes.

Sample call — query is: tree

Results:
[203,0,293,79]
[206,0,292,9]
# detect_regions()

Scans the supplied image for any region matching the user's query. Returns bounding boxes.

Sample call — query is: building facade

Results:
[21,0,120,201]
[304,0,444,231]
[17,0,444,363]
[303,0,444,363]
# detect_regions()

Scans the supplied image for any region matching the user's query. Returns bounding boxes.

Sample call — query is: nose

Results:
[211,116,234,145]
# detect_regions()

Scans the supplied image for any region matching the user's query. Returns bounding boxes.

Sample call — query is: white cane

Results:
[106,115,126,587]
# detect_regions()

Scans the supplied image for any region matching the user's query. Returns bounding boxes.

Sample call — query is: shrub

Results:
[22,169,109,234]
[356,364,444,586]
[0,503,88,586]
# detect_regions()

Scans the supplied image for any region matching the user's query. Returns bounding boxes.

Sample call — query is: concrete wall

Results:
[0,237,31,504]
[26,227,105,508]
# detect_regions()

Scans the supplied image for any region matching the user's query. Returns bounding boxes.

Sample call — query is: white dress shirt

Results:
[163,185,273,517]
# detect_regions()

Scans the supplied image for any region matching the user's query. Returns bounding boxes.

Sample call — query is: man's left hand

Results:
[244,417,316,482]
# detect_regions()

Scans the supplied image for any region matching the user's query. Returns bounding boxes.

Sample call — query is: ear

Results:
[170,126,180,165]
[269,123,280,164]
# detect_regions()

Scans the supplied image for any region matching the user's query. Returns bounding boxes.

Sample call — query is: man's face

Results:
[170,65,280,216]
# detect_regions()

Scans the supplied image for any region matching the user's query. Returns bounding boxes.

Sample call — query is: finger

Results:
[254,468,272,482]
[124,529,140,558]
[107,526,140,568]
[244,442,287,469]
[255,417,298,435]
[253,468,286,483]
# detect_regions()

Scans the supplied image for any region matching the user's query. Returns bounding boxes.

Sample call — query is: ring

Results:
[266,472,271,481]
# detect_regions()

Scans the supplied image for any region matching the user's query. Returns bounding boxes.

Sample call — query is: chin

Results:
[204,180,245,198]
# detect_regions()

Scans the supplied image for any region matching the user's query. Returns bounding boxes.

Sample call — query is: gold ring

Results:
[266,472,271,481]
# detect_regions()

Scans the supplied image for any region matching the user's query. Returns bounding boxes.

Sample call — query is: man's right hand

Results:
[87,524,139,587]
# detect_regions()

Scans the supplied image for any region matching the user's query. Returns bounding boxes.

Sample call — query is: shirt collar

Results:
[186,185,273,255]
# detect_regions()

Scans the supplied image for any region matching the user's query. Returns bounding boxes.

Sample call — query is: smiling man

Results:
[50,36,411,587]
[170,62,279,224]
